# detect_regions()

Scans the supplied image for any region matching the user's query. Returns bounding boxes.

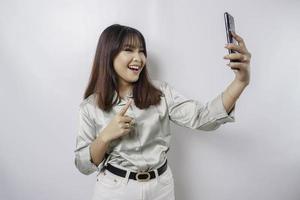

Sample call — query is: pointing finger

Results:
[118,99,132,116]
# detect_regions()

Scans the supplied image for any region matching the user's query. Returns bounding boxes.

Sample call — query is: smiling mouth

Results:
[128,65,141,72]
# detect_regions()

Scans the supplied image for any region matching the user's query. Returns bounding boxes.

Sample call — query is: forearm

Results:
[222,78,248,113]
[90,132,110,166]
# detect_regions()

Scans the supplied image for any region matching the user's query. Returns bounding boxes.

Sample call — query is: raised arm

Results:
[222,31,251,113]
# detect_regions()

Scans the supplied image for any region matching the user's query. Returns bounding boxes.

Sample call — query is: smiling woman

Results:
[74,23,247,200]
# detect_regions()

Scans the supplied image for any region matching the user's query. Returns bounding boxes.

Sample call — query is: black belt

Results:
[105,160,168,182]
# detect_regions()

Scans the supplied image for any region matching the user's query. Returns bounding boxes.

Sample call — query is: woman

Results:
[74,24,251,200]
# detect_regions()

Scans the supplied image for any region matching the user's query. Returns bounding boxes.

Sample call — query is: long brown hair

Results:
[84,24,163,112]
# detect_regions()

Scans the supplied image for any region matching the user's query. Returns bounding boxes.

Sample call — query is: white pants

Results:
[91,165,175,200]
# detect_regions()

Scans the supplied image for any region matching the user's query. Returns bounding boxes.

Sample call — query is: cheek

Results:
[113,64,126,77]
[113,56,128,71]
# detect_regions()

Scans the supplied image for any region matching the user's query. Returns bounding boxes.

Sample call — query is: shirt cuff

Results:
[75,145,105,175]
[208,92,236,124]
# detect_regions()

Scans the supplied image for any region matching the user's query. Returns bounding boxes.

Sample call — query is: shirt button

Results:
[135,147,140,151]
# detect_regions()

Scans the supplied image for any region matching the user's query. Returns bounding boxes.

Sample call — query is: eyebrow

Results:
[123,44,144,50]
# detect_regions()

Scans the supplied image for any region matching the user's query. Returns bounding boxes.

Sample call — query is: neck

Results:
[118,80,133,98]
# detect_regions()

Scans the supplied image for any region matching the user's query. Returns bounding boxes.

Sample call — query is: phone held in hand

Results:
[224,12,237,54]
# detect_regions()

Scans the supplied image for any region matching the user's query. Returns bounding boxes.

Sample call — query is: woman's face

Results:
[113,43,146,87]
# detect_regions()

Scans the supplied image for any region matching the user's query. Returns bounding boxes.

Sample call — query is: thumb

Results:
[118,99,132,116]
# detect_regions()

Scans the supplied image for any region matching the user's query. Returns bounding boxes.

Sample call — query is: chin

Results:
[130,79,139,83]
[129,76,140,83]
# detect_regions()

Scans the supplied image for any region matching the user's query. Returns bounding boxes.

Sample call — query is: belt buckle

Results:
[136,171,151,182]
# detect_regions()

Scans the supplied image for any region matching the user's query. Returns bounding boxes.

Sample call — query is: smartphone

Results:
[224,12,237,54]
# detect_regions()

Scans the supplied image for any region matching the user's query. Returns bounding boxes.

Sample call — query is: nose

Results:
[133,57,141,62]
[132,52,142,63]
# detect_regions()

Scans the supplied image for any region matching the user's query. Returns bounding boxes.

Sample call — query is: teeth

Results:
[128,65,140,70]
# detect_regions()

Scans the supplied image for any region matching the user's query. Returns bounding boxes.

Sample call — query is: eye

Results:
[124,48,133,52]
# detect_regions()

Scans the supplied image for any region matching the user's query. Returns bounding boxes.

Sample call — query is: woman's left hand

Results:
[223,32,251,86]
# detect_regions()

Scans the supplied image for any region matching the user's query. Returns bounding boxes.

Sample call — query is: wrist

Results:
[233,78,249,88]
[98,131,111,145]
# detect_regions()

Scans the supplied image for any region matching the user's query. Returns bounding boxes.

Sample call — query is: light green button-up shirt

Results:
[74,80,235,175]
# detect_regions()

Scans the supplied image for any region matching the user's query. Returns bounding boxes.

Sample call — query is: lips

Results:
[128,65,141,71]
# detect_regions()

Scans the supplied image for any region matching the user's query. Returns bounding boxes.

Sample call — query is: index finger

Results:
[231,31,247,48]
[118,99,132,116]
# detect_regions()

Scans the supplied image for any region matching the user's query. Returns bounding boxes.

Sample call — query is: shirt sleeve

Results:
[74,102,105,175]
[162,81,235,131]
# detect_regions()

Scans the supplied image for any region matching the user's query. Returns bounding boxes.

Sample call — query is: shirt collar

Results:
[113,90,133,105]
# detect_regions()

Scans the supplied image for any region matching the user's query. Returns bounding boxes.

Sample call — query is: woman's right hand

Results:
[99,99,135,143]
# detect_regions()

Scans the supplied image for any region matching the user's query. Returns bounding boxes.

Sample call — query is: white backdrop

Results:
[1,0,300,200]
